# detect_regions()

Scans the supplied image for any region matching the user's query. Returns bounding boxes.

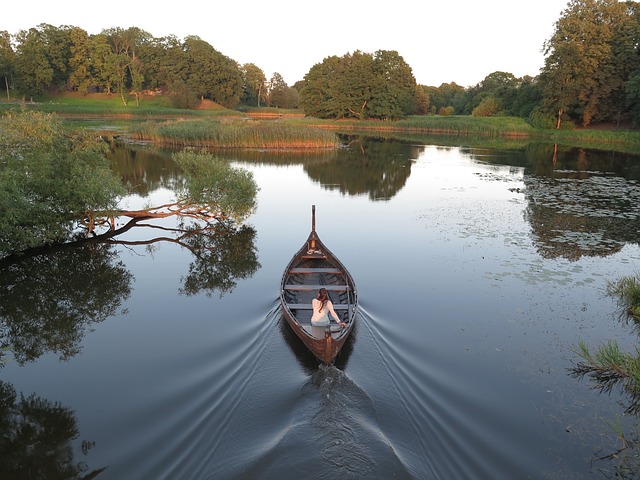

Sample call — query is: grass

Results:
[3,93,640,151]
[608,275,640,320]
[0,92,242,118]
[128,117,339,149]
[570,274,640,412]
[296,115,535,137]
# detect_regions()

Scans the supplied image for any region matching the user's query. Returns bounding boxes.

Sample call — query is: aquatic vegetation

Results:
[127,118,339,149]
[608,275,640,320]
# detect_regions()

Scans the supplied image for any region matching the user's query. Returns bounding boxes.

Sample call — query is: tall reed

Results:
[128,118,339,149]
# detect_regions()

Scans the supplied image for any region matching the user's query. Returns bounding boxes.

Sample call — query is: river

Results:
[1,136,640,479]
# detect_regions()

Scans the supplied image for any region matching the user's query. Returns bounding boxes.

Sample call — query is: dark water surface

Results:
[2,138,640,479]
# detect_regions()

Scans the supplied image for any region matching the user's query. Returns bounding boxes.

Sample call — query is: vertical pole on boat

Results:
[310,205,317,250]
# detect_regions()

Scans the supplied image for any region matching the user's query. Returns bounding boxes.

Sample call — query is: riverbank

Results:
[2,93,640,152]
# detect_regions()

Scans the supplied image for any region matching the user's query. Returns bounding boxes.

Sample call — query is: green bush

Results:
[527,108,557,129]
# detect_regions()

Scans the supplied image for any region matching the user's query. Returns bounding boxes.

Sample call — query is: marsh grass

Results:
[128,118,339,149]
[4,94,640,151]
[571,275,640,417]
[572,340,640,407]
[571,276,640,476]
[300,115,536,137]
[608,275,640,320]
[298,115,640,152]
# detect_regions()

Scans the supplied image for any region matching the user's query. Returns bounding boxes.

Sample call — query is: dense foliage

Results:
[540,0,640,126]
[0,110,123,254]
[0,111,259,257]
[1,25,246,108]
[3,2,640,127]
[299,50,417,119]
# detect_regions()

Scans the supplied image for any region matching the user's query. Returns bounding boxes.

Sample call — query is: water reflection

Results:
[108,142,181,196]
[0,381,105,479]
[108,139,640,263]
[230,136,422,200]
[0,220,259,365]
[523,154,640,261]
[0,244,132,366]
[278,312,356,373]
[569,278,640,478]
[462,143,640,260]
[178,222,260,297]
[305,136,421,200]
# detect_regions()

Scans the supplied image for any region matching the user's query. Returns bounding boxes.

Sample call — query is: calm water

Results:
[2,137,640,479]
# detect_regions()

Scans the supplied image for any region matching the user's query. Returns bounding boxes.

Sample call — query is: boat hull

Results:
[279,209,357,364]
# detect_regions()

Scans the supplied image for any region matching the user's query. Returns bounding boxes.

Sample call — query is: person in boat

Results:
[311,288,346,327]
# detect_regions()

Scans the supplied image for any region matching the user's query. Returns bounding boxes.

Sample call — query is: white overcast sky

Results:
[4,0,568,87]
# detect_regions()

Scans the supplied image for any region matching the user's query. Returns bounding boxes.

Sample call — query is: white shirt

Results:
[310,298,340,326]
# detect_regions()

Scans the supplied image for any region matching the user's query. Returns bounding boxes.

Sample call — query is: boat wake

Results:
[228,303,413,479]
[303,364,412,479]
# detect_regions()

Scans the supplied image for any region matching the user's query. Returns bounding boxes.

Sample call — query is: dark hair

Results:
[317,288,328,312]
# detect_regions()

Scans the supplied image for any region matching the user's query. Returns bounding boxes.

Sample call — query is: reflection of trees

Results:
[179,222,260,297]
[305,137,421,200]
[0,381,105,479]
[0,216,259,365]
[458,142,640,260]
[1,145,260,365]
[521,146,640,260]
[0,244,132,366]
[212,135,420,200]
[107,141,181,196]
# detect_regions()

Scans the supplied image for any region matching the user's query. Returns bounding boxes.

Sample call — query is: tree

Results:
[368,50,417,119]
[90,33,116,93]
[13,27,54,97]
[182,36,243,108]
[137,34,184,92]
[463,71,540,117]
[67,27,93,93]
[101,27,151,106]
[38,24,74,90]
[626,71,640,124]
[12,24,84,96]
[0,110,123,254]
[606,0,640,124]
[299,50,416,119]
[0,31,15,100]
[299,54,350,118]
[241,63,267,106]
[472,96,501,117]
[207,54,243,108]
[423,82,465,115]
[0,110,258,257]
[268,71,291,108]
[415,85,430,115]
[540,0,640,127]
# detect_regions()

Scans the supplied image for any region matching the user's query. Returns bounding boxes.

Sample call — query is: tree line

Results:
[1,0,640,126]
[0,25,296,109]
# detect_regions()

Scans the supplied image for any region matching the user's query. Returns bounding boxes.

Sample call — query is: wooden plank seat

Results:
[286,303,351,310]
[290,267,342,274]
[283,284,349,291]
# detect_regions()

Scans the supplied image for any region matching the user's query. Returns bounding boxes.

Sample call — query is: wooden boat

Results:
[280,205,358,364]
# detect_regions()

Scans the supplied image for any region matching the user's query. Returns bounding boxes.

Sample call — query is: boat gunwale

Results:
[279,217,357,363]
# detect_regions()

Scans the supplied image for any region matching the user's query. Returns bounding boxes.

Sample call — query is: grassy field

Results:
[0,92,242,117]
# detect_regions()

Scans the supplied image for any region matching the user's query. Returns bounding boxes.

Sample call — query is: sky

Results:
[4,0,569,87]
